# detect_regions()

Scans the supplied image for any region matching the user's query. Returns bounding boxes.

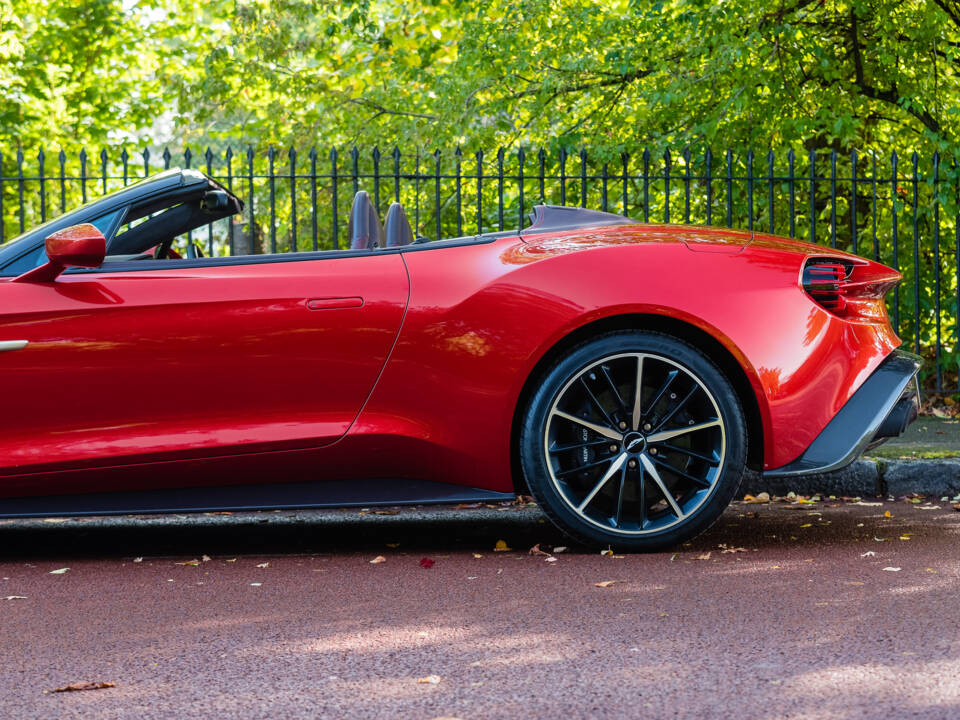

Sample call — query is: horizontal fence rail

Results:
[1,144,958,394]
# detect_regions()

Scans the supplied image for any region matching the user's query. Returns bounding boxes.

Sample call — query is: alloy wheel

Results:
[543,352,726,535]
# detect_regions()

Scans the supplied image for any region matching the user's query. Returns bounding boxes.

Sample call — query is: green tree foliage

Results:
[3,0,959,152]
[177,0,960,154]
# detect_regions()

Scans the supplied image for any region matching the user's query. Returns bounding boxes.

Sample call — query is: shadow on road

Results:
[1,499,953,560]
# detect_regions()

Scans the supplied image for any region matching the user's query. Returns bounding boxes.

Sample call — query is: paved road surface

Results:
[2,499,959,719]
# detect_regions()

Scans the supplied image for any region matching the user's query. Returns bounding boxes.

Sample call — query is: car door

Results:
[0,252,409,487]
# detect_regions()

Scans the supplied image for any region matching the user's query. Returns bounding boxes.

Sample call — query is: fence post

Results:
[579,148,588,208]
[746,148,753,231]
[38,148,46,223]
[933,151,941,390]
[455,146,463,237]
[559,147,567,206]
[289,146,297,253]
[705,147,712,226]
[226,146,235,255]
[475,149,483,234]
[643,148,650,222]
[621,151,629,217]
[17,148,25,234]
[683,146,691,224]
[370,146,381,215]
[767,149,774,234]
[808,149,816,245]
[912,151,919,354]
[850,148,858,255]
[331,147,339,250]
[725,149,733,228]
[517,147,526,230]
[497,147,505,231]
[206,147,215,255]
[309,147,317,251]
[787,149,795,238]
[434,149,442,241]
[891,150,900,333]
[663,149,671,223]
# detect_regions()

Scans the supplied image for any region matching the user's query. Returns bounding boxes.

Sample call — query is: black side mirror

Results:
[201,190,231,212]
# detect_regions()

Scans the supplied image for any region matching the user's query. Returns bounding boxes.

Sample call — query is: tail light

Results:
[802,256,901,321]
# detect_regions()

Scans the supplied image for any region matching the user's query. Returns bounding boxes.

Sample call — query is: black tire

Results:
[519,330,747,551]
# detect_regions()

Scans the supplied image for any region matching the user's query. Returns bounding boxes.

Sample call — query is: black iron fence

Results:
[1,144,959,393]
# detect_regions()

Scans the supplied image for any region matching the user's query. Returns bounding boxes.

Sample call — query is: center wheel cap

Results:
[623,431,647,454]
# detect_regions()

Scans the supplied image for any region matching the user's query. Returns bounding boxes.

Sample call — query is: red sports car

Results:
[0,169,920,550]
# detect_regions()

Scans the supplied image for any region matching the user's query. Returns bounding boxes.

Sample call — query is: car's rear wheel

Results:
[519,330,747,551]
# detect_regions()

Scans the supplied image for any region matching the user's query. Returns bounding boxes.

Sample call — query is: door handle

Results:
[306,297,364,310]
[0,340,28,353]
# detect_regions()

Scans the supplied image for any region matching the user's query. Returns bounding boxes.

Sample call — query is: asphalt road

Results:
[2,499,960,719]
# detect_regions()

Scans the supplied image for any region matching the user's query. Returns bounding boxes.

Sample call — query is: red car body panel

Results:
[0,254,408,495]
[0,218,900,501]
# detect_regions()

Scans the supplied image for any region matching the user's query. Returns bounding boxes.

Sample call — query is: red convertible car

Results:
[0,169,920,549]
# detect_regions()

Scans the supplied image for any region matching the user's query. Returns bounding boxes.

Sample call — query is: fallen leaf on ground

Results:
[48,568,69,575]
[2,596,27,600]
[719,545,747,553]
[545,557,558,563]
[899,535,911,541]
[256,562,270,568]
[553,546,568,553]
[743,492,770,503]
[883,567,902,572]
[799,523,812,528]
[132,557,143,563]
[225,558,237,563]
[386,543,400,548]
[860,551,876,558]
[201,555,212,562]
[419,558,435,569]
[953,503,960,512]
[250,582,262,587]
[595,580,616,588]
[176,560,201,567]
[528,544,551,557]
[695,552,712,560]
[417,675,441,684]
[472,553,483,559]
[884,511,893,518]
[370,556,387,564]
[374,510,398,515]
[493,540,511,552]
[601,549,614,557]
[51,682,115,693]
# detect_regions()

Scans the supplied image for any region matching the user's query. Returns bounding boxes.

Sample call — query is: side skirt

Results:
[0,478,516,519]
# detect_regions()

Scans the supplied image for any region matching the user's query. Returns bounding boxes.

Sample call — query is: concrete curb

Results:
[741,457,960,498]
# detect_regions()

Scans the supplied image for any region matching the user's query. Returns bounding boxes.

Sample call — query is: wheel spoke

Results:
[652,384,698,433]
[577,453,627,511]
[637,464,646,528]
[631,355,645,431]
[640,453,685,518]
[580,377,617,428]
[555,455,620,477]
[651,456,712,488]
[646,419,720,444]
[658,443,720,465]
[614,462,628,528]
[600,364,629,419]
[644,369,678,423]
[551,409,622,441]
[550,438,614,453]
